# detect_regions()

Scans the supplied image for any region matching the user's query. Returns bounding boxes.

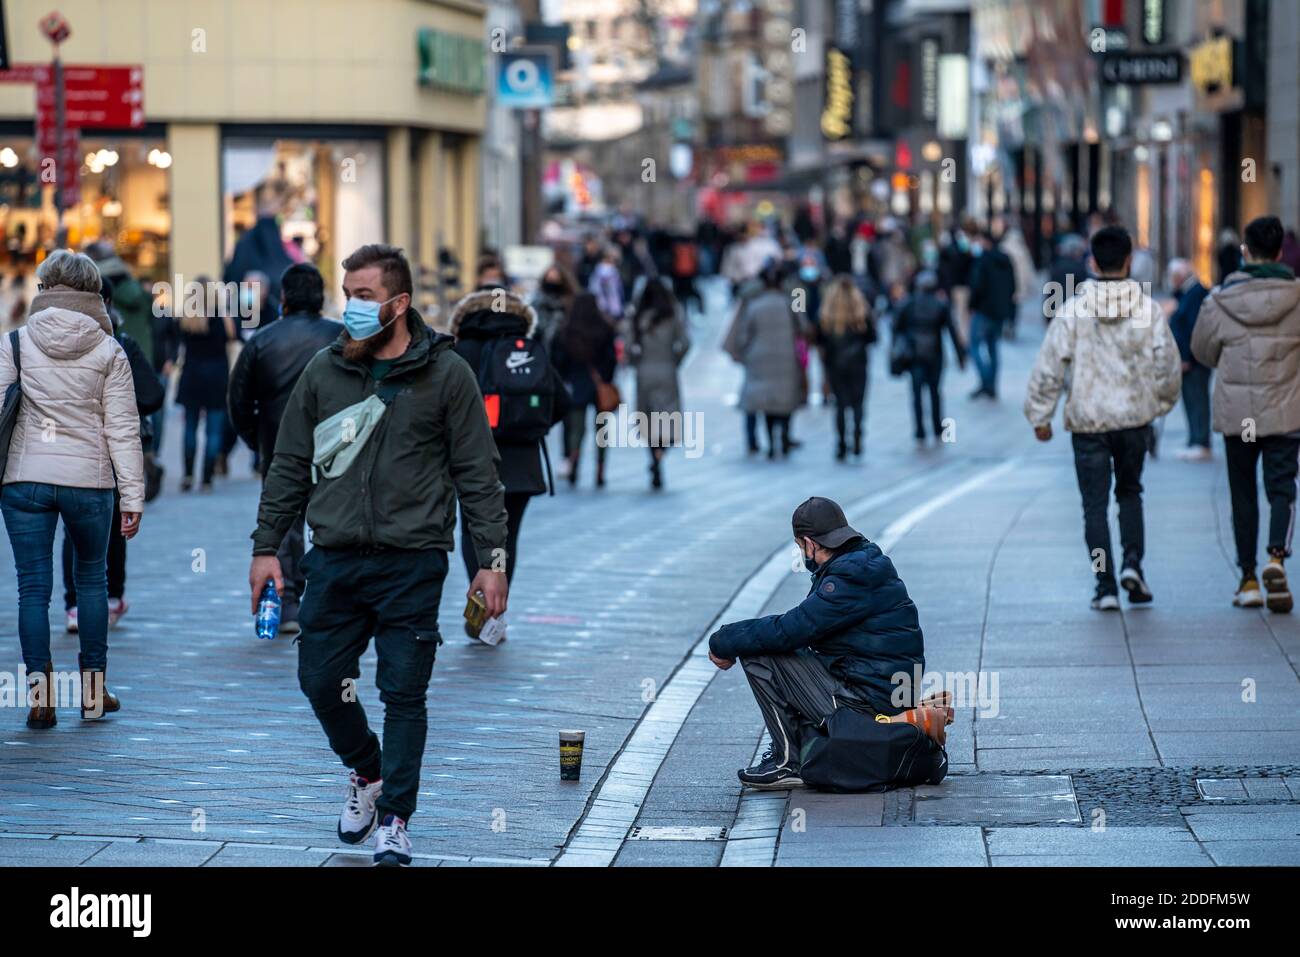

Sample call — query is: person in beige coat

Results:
[1191,215,1300,613]
[0,249,144,729]
[1025,226,1181,610]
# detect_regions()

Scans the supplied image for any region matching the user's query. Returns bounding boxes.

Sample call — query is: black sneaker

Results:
[737,750,803,789]
[1119,565,1153,603]
[1091,584,1120,611]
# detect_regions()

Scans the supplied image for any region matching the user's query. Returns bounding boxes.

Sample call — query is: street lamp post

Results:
[39,10,72,236]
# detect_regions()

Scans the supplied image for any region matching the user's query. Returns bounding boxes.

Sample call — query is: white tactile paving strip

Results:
[554,460,1015,867]
[721,733,787,866]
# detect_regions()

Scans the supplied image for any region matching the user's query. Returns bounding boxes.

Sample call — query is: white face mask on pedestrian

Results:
[798,538,820,573]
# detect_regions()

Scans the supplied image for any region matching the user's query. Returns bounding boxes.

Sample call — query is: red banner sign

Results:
[36,66,145,129]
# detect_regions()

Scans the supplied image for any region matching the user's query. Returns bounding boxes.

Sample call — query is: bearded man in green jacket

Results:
[248,243,508,867]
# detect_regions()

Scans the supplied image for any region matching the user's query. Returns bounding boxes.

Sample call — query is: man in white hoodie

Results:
[1025,225,1182,610]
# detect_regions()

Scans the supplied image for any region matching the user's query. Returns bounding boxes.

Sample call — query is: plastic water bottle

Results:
[256,580,281,640]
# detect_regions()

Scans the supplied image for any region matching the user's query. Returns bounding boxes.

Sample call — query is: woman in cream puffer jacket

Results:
[0,249,144,729]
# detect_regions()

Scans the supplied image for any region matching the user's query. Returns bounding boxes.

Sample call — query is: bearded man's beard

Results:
[341,305,401,362]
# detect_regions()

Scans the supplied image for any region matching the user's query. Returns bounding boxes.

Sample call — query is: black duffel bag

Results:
[799,706,948,793]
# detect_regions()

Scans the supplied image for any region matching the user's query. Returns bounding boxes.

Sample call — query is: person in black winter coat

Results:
[550,292,618,487]
[1166,258,1211,457]
[1216,229,1241,286]
[450,286,569,592]
[895,270,966,441]
[228,264,342,475]
[224,213,295,308]
[967,231,1017,398]
[708,497,942,789]
[176,284,237,492]
[227,264,342,630]
[1046,234,1089,323]
[61,276,166,634]
[148,305,179,463]
[818,275,875,460]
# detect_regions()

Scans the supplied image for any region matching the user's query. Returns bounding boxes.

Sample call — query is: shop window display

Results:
[0,136,169,331]
[223,137,384,315]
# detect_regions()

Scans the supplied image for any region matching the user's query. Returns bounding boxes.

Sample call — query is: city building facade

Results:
[0,0,487,316]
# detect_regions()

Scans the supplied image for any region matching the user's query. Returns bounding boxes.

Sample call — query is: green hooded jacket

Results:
[251,310,507,563]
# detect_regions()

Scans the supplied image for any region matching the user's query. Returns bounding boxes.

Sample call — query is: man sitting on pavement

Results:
[707,497,950,789]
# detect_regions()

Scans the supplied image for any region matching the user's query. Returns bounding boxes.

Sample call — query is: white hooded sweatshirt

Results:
[1024,278,1182,434]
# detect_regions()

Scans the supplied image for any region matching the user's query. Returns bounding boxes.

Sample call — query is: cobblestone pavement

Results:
[1,281,1297,866]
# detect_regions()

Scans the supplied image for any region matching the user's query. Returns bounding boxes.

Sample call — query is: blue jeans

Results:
[2,482,115,672]
[183,405,225,484]
[969,312,1003,395]
[1181,364,1212,449]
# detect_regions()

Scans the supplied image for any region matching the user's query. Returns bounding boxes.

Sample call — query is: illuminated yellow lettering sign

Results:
[820,48,854,141]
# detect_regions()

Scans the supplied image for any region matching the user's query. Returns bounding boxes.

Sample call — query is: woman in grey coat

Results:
[626,279,691,489]
[724,265,808,458]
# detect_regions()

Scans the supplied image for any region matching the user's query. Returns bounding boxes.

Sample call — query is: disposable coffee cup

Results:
[559,730,586,781]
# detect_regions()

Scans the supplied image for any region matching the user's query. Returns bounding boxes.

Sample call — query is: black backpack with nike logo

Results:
[476,334,556,444]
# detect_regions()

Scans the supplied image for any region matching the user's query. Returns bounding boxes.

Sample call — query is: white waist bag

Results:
[311,393,390,484]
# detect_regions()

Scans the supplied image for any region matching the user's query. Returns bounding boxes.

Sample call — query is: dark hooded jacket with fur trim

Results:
[449,288,569,495]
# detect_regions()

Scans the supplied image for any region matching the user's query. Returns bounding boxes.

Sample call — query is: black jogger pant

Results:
[1071,427,1149,591]
[740,651,870,768]
[834,401,863,455]
[1223,434,1300,571]
[296,546,448,823]
[909,358,943,439]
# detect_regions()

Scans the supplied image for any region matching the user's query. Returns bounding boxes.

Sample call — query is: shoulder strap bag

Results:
[0,329,24,481]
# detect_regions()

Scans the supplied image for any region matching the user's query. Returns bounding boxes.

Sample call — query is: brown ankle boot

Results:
[891,705,948,747]
[79,655,120,720]
[27,662,56,729]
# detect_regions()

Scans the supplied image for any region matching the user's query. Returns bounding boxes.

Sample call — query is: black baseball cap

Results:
[792,496,863,549]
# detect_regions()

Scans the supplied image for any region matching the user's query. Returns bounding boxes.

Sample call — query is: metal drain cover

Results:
[628,826,728,842]
[1196,777,1297,801]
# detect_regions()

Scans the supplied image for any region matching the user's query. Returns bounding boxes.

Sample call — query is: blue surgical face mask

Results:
[343,295,399,340]
[800,265,820,283]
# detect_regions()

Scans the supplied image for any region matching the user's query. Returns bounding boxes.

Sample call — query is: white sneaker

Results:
[338,771,383,845]
[1119,566,1153,604]
[1176,446,1213,462]
[373,814,412,867]
[1261,558,1293,613]
[1233,573,1264,608]
[1091,591,1120,611]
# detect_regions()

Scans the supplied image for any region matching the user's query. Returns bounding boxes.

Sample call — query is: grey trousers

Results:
[741,651,867,767]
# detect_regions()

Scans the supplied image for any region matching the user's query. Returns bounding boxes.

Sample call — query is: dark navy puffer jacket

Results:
[708,539,925,714]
